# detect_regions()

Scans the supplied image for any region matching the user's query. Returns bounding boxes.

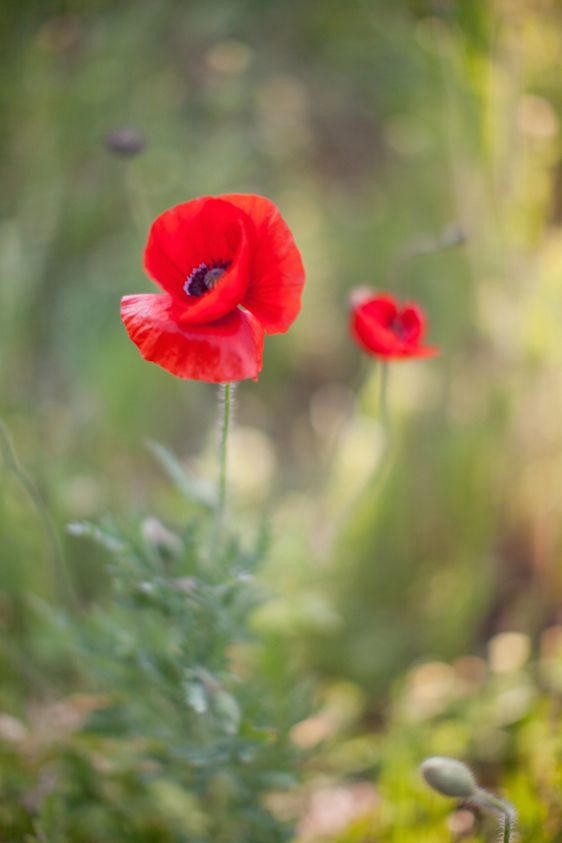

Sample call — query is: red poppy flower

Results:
[350,290,438,360]
[121,194,305,383]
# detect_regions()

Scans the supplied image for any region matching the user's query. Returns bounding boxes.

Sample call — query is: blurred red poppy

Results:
[350,290,438,360]
[121,194,305,383]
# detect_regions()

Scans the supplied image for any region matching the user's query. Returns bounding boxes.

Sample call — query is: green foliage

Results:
[0,450,304,842]
[299,633,562,841]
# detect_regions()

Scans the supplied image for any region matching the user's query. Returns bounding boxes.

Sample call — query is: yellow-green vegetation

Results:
[287,630,562,841]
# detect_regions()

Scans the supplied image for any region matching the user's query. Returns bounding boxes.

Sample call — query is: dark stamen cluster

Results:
[389,316,405,339]
[184,260,231,297]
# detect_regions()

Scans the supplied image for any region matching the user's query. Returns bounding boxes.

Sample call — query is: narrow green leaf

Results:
[147,440,217,509]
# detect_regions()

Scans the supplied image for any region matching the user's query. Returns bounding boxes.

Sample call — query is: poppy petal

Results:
[222,194,305,334]
[361,294,398,327]
[144,197,253,323]
[121,294,264,383]
[351,310,403,357]
[351,295,401,356]
[400,304,425,344]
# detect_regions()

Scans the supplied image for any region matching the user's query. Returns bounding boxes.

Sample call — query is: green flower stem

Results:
[473,788,516,843]
[379,361,389,429]
[124,162,152,232]
[384,223,465,288]
[503,814,515,843]
[216,383,234,540]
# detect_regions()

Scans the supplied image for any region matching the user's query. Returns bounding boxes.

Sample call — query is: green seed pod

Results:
[420,757,477,799]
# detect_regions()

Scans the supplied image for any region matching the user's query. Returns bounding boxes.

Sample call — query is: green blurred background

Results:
[2,0,562,699]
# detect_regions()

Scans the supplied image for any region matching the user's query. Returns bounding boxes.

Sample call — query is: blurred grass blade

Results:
[147,440,217,509]
[0,418,76,605]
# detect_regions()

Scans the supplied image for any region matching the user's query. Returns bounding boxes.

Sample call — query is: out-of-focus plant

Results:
[0,479,305,842]
[291,628,562,842]
[421,756,516,841]
[43,488,303,843]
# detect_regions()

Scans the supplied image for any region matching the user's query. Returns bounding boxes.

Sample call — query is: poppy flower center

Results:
[184,261,231,297]
[389,316,406,339]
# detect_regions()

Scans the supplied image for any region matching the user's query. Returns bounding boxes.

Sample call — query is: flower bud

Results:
[420,757,477,799]
[141,517,182,559]
[105,127,146,157]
